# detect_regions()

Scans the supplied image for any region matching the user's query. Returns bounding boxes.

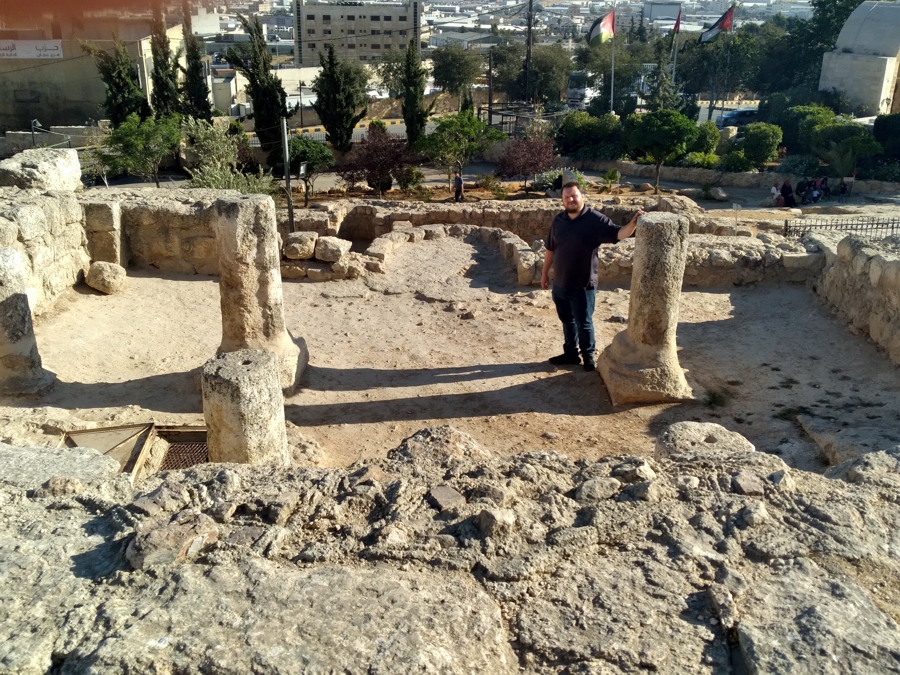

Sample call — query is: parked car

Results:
[716,108,758,129]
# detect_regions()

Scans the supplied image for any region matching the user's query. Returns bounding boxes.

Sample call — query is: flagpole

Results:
[610,4,616,113]
[672,34,679,84]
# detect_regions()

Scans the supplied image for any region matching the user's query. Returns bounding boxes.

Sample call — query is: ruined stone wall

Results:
[0,188,89,315]
[809,230,900,365]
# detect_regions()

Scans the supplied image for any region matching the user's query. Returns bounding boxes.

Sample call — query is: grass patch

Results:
[705,390,730,407]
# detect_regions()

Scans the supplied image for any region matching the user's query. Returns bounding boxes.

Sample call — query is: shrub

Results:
[533,167,587,192]
[777,154,822,176]
[870,159,900,182]
[873,113,900,159]
[682,151,720,169]
[496,137,556,189]
[786,105,835,153]
[396,165,425,193]
[476,173,500,190]
[490,185,509,200]
[718,150,754,173]
[690,121,719,154]
[571,142,628,161]
[555,110,622,157]
[742,122,783,168]
[623,109,699,191]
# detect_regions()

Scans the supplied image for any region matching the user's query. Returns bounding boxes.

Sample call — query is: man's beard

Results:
[565,203,582,214]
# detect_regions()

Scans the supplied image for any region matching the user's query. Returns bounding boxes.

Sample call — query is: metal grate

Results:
[784,216,900,239]
[160,442,209,471]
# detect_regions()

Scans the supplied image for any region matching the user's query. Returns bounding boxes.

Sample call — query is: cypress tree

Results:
[311,45,368,153]
[181,0,213,121]
[81,37,152,127]
[400,41,433,148]
[224,14,289,151]
[149,3,183,118]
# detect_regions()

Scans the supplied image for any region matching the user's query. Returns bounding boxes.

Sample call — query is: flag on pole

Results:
[670,5,682,50]
[698,5,734,44]
[587,11,615,46]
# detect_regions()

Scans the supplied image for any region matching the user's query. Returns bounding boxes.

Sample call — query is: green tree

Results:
[490,42,526,101]
[81,37,152,127]
[375,47,406,97]
[183,117,277,195]
[286,136,335,205]
[873,113,900,159]
[224,14,289,151]
[102,113,181,187]
[810,120,882,176]
[311,44,368,153]
[400,41,434,149]
[742,122,783,168]
[420,110,504,188]
[431,44,483,108]
[555,110,622,158]
[181,0,213,122]
[149,3,183,118]
[623,109,698,193]
[690,120,720,154]
[645,64,681,113]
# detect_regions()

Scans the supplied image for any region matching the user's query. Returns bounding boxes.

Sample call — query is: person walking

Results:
[453,171,464,202]
[541,174,643,371]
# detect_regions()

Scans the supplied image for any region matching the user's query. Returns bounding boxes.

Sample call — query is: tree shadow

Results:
[302,362,547,392]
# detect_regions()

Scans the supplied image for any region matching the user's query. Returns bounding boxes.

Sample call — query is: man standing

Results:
[541,177,643,371]
[453,171,464,202]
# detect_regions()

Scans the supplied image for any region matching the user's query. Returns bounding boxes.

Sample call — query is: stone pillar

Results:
[83,200,126,267]
[0,248,55,394]
[201,349,289,466]
[213,195,308,394]
[598,213,694,406]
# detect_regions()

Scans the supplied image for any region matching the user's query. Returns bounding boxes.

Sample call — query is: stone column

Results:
[598,212,694,406]
[0,248,55,394]
[213,195,308,394]
[201,349,289,466]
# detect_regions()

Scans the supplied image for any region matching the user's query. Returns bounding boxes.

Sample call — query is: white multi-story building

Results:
[293,0,421,67]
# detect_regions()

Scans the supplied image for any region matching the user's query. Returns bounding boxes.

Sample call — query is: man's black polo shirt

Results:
[545,206,621,290]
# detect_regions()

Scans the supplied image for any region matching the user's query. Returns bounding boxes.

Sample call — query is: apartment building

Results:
[293,0,420,67]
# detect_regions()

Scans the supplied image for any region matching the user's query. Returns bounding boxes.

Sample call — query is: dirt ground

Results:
[4,235,900,474]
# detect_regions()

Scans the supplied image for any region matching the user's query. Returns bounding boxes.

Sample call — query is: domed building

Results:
[819,0,900,114]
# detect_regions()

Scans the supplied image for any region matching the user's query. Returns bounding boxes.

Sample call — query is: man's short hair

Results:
[562,181,581,191]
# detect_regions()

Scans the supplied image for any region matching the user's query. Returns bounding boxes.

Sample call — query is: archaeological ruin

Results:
[1,148,900,673]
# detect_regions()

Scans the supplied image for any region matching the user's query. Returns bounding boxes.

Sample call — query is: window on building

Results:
[307,28,315,35]
[322,14,331,20]
[348,29,355,34]
[324,29,331,34]
[371,15,380,20]
[400,42,407,49]
[371,29,381,35]
[371,43,380,49]
[383,15,391,21]
[307,42,316,49]
[306,14,314,20]
[347,14,355,20]
[384,30,392,36]
[360,55,367,60]
[348,43,356,48]
[399,30,407,36]
[400,16,407,21]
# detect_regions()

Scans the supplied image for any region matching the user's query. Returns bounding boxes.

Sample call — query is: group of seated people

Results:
[771,176,843,207]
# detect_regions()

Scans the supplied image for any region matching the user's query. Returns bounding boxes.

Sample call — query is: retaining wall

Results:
[808,230,900,365]
[569,159,900,196]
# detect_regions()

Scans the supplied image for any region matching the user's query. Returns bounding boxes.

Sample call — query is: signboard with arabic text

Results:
[0,41,64,59]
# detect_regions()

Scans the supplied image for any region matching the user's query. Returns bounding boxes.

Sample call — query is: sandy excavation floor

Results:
[4,236,900,473]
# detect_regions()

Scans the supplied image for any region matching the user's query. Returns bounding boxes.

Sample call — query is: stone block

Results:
[86,262,127,295]
[0,148,81,191]
[201,349,290,466]
[284,231,318,260]
[314,236,352,262]
[0,442,118,490]
[655,422,755,459]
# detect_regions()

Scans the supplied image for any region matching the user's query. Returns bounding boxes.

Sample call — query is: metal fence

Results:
[783,216,900,239]
[246,123,408,148]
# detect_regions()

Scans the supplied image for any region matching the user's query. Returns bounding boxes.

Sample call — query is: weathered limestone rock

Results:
[0,248,55,394]
[598,212,693,405]
[213,195,308,393]
[85,261,127,294]
[655,421,756,459]
[314,236,352,262]
[82,200,125,266]
[0,148,81,191]
[709,187,729,201]
[283,231,317,260]
[201,349,290,466]
[0,442,119,489]
[798,415,900,465]
[125,510,219,569]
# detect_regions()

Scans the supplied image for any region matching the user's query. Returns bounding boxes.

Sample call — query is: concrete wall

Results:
[819,52,898,115]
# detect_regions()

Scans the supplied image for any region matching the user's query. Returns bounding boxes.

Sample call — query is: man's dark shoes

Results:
[549,353,581,366]
[583,356,597,372]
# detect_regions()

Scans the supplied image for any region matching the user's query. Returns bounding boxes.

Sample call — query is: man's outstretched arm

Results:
[617,210,645,240]
[541,250,554,289]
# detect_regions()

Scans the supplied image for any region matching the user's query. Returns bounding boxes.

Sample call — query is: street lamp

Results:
[31,119,42,148]
[298,80,306,128]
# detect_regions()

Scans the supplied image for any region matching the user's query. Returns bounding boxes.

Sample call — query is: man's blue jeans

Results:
[551,285,596,359]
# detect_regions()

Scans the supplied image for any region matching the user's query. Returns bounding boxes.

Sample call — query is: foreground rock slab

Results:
[1,424,899,674]
[0,148,82,192]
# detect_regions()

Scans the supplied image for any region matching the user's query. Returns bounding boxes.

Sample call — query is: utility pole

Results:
[487,50,494,127]
[524,0,534,103]
[281,117,295,232]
